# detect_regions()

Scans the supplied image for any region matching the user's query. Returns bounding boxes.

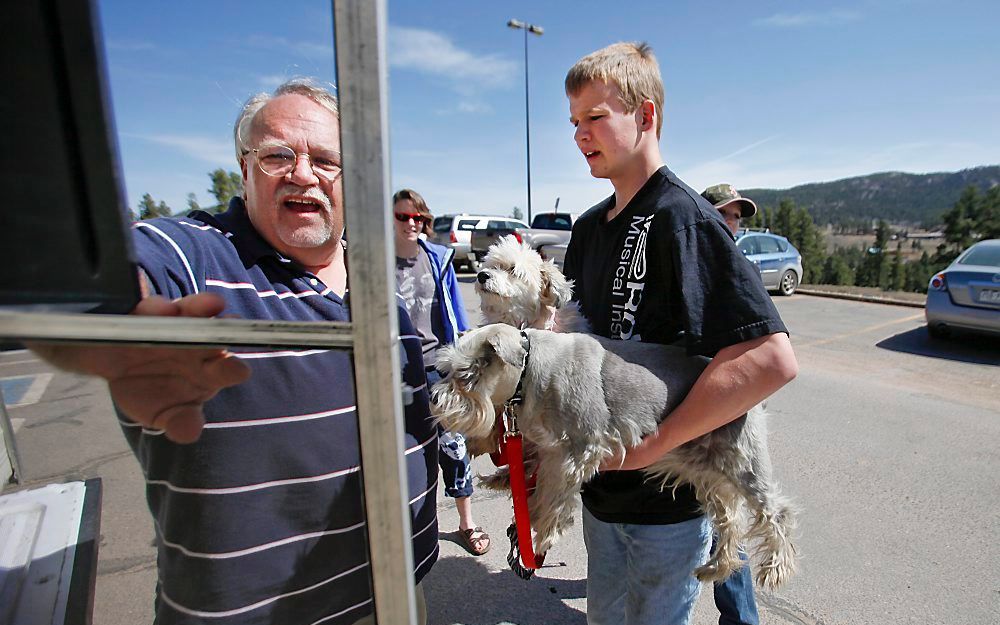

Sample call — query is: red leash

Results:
[492,403,544,579]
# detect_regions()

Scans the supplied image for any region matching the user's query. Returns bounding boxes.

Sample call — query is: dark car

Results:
[467,218,529,272]
[925,238,1000,339]
[735,230,803,296]
[429,214,496,271]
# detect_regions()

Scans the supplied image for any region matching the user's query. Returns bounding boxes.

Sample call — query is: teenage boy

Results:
[562,42,798,625]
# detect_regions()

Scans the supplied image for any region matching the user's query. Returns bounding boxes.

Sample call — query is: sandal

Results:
[457,527,491,556]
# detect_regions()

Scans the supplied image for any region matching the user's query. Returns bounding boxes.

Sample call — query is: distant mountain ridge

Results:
[741,165,1000,227]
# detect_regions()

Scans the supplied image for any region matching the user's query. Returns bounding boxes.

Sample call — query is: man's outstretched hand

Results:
[28,293,251,443]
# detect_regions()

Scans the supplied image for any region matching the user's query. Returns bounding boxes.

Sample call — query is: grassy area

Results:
[799,283,927,305]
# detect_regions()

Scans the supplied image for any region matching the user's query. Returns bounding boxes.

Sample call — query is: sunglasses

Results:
[394,212,430,225]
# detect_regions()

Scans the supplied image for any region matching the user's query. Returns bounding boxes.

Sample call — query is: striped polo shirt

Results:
[120,199,438,625]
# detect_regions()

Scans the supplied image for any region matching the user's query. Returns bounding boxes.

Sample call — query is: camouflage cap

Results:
[701,183,757,218]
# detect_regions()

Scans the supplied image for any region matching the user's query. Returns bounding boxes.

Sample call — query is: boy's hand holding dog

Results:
[600,332,797,472]
[28,293,251,444]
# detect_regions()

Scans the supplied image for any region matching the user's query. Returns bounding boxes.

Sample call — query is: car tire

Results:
[778,270,798,296]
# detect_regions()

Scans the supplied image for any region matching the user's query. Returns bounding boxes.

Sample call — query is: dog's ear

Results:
[539,261,574,309]
[487,328,526,367]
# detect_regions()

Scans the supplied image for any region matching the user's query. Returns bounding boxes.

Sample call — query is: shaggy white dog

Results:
[431,323,799,589]
[474,235,587,332]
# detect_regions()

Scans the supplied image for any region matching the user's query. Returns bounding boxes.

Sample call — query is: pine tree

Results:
[187,193,201,213]
[774,199,795,238]
[511,206,523,221]
[855,221,889,287]
[821,253,854,285]
[890,242,906,292]
[905,251,933,293]
[209,169,244,210]
[137,193,156,220]
[975,185,1000,240]
[940,186,979,255]
[790,206,826,283]
[137,193,172,220]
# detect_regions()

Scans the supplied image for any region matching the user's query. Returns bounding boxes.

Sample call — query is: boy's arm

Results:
[602,331,797,471]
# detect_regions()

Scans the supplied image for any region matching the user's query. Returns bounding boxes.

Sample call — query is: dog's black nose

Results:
[477,271,489,284]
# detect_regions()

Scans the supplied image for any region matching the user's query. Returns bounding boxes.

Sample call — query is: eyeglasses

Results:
[394,212,430,225]
[246,144,343,181]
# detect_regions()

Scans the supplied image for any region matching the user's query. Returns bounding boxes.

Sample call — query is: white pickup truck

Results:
[514,212,579,260]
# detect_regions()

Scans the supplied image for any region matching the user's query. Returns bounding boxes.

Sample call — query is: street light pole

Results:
[507,19,543,226]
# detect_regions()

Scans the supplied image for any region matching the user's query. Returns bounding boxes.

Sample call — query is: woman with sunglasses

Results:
[392,188,491,557]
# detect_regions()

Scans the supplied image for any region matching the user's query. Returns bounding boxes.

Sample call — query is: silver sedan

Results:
[925,238,1000,338]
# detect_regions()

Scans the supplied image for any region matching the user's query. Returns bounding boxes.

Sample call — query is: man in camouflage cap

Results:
[702,183,757,236]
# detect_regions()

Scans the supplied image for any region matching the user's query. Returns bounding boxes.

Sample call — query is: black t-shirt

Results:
[563,166,788,525]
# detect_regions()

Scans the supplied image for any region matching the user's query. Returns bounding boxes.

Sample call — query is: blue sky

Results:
[98,0,1000,220]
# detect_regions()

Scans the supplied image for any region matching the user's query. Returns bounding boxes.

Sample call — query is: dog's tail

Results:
[477,467,512,492]
[747,494,799,590]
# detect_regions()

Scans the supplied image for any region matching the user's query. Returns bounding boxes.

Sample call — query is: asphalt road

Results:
[2,283,997,625]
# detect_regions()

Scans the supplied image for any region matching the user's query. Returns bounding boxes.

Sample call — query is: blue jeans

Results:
[713,538,759,625]
[583,507,711,625]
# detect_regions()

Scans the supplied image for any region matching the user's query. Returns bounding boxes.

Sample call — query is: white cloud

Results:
[448,101,493,114]
[754,10,861,28]
[388,26,517,90]
[128,133,235,167]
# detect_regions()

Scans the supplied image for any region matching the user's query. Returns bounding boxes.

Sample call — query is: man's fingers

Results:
[150,404,207,444]
[111,375,215,438]
[109,354,250,443]
[200,353,252,389]
[133,293,227,319]
[173,293,228,318]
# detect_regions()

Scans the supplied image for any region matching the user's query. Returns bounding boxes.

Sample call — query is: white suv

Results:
[430,214,497,271]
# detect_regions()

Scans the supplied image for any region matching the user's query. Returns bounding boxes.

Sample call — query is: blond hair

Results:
[565,42,664,138]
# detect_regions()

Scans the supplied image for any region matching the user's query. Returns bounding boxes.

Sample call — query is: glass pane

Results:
[433,217,452,232]
[960,245,1000,267]
[758,237,781,254]
[49,3,413,623]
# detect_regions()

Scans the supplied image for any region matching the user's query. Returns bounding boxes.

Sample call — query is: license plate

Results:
[978,288,1000,304]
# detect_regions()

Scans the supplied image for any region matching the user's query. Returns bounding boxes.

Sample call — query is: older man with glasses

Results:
[30,78,439,625]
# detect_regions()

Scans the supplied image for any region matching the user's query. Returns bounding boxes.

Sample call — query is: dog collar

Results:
[509,330,531,407]
[501,330,531,436]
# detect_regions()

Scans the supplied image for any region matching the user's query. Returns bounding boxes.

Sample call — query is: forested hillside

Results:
[742,166,1000,228]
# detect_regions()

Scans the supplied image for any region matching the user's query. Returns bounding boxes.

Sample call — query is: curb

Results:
[795,287,925,309]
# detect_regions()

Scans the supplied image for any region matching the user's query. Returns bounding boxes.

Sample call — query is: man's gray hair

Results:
[233,77,339,164]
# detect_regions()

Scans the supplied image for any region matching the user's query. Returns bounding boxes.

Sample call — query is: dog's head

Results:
[475,235,573,329]
[430,323,527,441]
